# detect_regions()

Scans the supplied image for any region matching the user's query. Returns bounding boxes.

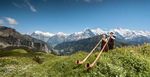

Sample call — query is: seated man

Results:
[108,32,116,50]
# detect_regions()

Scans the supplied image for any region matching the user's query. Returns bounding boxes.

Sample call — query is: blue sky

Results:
[0,0,150,34]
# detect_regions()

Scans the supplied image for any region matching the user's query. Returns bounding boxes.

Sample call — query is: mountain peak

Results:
[84,28,92,33]
[56,32,68,36]
[91,28,105,35]
[0,26,15,31]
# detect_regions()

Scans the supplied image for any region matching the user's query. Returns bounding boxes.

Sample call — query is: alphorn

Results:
[86,37,110,69]
[76,39,102,64]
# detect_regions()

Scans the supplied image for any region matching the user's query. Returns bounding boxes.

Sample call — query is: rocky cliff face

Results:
[0,26,51,53]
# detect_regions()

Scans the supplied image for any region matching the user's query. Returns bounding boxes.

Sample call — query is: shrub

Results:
[32,56,44,64]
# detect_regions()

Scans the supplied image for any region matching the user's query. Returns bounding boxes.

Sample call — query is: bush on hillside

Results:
[32,56,44,64]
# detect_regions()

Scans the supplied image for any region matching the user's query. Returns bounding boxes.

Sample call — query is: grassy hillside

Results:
[0,44,150,77]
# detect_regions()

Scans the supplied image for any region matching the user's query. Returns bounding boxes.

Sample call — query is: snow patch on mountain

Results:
[56,32,69,36]
[34,31,54,37]
[47,32,68,47]
[66,29,95,41]
[91,28,106,35]
[110,28,150,40]
[31,31,54,42]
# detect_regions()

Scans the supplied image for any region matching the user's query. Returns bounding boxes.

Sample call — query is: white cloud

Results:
[25,0,37,12]
[5,17,18,25]
[13,0,37,12]
[0,17,18,27]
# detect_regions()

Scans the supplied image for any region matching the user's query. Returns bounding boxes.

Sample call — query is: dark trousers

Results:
[108,44,114,50]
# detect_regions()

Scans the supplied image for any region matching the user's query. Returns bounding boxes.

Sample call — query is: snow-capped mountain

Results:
[31,28,150,46]
[32,29,102,46]
[47,29,97,47]
[66,29,96,41]
[91,28,106,35]
[110,28,150,44]
[47,32,68,46]
[31,31,54,42]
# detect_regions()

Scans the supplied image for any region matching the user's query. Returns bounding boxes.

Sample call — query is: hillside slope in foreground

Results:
[0,44,150,77]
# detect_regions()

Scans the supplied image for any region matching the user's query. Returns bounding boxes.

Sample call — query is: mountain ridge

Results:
[0,26,51,53]
[31,28,150,46]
